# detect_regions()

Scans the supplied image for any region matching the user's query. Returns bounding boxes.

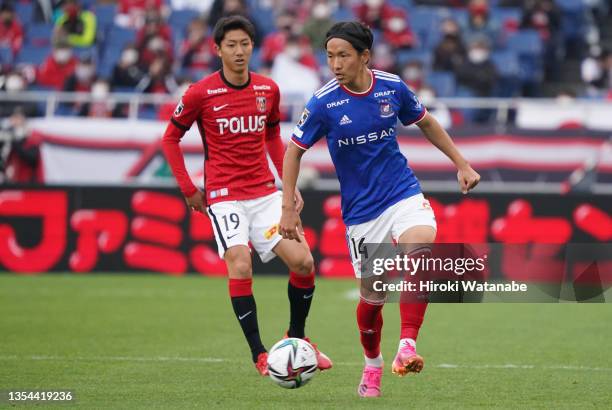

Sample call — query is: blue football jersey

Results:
[291,69,426,226]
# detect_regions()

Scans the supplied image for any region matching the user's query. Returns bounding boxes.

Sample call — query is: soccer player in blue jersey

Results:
[279,22,480,397]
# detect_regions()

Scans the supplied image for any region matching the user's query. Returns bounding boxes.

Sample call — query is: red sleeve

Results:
[161,84,202,197]
[265,84,283,177]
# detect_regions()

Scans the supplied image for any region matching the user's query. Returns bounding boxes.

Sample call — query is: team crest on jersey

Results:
[256,96,266,113]
[297,108,310,128]
[379,100,394,118]
[174,99,184,117]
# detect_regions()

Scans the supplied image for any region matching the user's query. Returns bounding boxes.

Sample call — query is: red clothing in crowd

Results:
[0,17,23,54]
[36,55,78,90]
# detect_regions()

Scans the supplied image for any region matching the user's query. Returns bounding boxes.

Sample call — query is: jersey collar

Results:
[340,69,375,97]
[219,69,251,90]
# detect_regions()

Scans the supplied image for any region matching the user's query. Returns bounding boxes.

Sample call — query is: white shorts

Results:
[346,193,437,278]
[207,191,283,263]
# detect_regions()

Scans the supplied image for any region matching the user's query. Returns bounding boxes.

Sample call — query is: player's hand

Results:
[279,207,303,242]
[457,164,480,194]
[185,190,206,213]
[294,188,304,214]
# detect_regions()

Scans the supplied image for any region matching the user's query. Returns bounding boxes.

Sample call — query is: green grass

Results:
[1,274,611,409]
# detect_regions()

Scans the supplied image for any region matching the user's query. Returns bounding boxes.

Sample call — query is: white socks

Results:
[364,353,384,368]
[399,338,417,350]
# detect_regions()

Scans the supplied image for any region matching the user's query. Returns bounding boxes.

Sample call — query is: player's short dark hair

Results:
[325,21,374,53]
[212,15,256,46]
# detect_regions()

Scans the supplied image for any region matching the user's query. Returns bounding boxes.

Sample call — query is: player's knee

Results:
[290,254,314,276]
[225,251,252,278]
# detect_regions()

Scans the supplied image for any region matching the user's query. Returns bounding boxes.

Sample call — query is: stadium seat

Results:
[396,49,432,69]
[106,27,136,48]
[506,30,542,56]
[26,24,54,47]
[250,6,276,37]
[490,7,521,29]
[168,9,199,36]
[73,46,97,61]
[98,46,122,78]
[491,50,520,78]
[426,71,456,97]
[331,6,355,21]
[15,46,50,65]
[0,47,12,66]
[16,2,34,24]
[93,4,117,29]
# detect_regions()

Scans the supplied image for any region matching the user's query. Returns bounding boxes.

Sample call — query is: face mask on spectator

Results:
[388,17,406,32]
[418,88,435,106]
[312,4,330,19]
[365,0,384,8]
[75,64,94,82]
[54,48,72,64]
[468,48,489,64]
[91,82,109,100]
[121,49,139,66]
[285,45,301,60]
[402,66,422,81]
[147,37,165,52]
[5,75,25,92]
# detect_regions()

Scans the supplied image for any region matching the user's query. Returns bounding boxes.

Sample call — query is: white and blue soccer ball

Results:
[266,338,318,389]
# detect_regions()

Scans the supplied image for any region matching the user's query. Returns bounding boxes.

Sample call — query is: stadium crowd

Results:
[0,0,610,122]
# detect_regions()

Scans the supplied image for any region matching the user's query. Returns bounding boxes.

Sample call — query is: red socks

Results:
[289,271,315,289]
[356,298,384,358]
[228,278,252,297]
[399,302,428,340]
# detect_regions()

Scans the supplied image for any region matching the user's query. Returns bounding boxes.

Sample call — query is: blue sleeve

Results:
[291,96,326,150]
[397,81,427,126]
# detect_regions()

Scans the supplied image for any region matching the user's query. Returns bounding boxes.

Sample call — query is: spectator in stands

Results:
[33,0,61,23]
[371,42,397,73]
[433,18,466,73]
[271,34,320,102]
[399,60,425,92]
[88,79,116,118]
[581,48,612,96]
[136,10,173,67]
[179,18,215,74]
[111,44,144,89]
[115,0,166,29]
[353,0,416,50]
[520,0,562,79]
[62,54,96,116]
[209,0,262,45]
[136,55,177,94]
[456,37,498,97]
[0,108,39,184]
[261,11,318,71]
[54,0,97,48]
[462,0,501,47]
[0,71,39,117]
[456,37,498,122]
[0,2,23,56]
[302,0,335,51]
[37,40,78,90]
[158,78,191,120]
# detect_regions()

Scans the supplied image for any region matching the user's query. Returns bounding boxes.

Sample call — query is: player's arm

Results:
[416,112,480,194]
[161,85,205,212]
[265,84,304,213]
[279,143,306,242]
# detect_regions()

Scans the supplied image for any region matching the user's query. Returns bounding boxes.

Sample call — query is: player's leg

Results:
[272,237,333,370]
[390,194,437,376]
[348,217,392,397]
[247,191,331,369]
[207,202,267,375]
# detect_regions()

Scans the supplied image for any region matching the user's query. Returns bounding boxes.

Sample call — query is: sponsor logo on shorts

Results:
[264,224,279,240]
[422,200,431,210]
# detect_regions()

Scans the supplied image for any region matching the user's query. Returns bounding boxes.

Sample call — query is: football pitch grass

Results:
[1,274,611,409]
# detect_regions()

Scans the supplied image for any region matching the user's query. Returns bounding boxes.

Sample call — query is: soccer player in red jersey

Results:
[161,15,332,376]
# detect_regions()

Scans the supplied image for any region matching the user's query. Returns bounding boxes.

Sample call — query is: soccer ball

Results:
[266,338,318,389]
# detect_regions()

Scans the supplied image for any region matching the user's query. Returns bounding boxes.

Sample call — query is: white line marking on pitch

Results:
[1,355,611,372]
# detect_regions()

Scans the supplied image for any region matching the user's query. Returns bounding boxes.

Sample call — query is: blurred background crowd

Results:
[0,0,610,122]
